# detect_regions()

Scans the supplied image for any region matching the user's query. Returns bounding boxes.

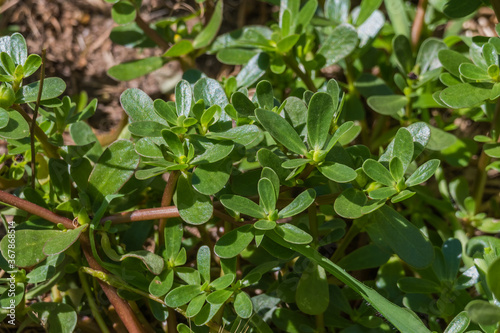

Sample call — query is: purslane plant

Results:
[0,0,500,332]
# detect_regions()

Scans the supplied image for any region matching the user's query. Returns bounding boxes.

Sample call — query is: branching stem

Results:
[30,49,46,188]
[411,0,428,50]
[159,170,180,246]
[135,13,170,51]
[11,104,59,159]
[283,55,317,92]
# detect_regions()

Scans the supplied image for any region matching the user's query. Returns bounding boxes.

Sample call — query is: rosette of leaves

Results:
[122,78,263,224]
[461,236,500,331]
[215,168,316,258]
[334,124,439,218]
[253,79,361,184]
[395,239,480,325]
[107,0,223,81]
[0,33,66,141]
[164,245,257,324]
[211,0,379,89]
[436,28,500,109]
[367,35,448,120]
[448,177,500,233]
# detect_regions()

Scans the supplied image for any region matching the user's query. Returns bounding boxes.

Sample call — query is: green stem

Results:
[283,55,317,92]
[78,269,111,333]
[330,221,360,262]
[315,312,326,333]
[30,49,46,189]
[345,59,357,96]
[11,104,59,159]
[472,98,500,213]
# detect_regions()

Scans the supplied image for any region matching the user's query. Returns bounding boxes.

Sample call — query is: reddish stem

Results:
[135,13,169,51]
[80,234,144,333]
[0,190,144,332]
[411,0,428,50]
[0,190,74,229]
[159,171,180,246]
[102,206,179,224]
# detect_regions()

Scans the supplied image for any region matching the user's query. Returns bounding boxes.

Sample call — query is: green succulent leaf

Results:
[282,158,311,169]
[164,40,194,57]
[258,177,277,214]
[192,158,232,195]
[175,80,193,117]
[186,293,207,318]
[165,284,203,308]
[206,289,233,305]
[255,108,307,155]
[443,0,481,18]
[88,140,140,210]
[365,205,434,269]
[107,57,164,81]
[220,194,266,218]
[0,109,29,139]
[318,162,357,183]
[465,300,500,326]
[128,121,165,137]
[193,0,223,49]
[487,257,500,301]
[296,261,329,315]
[443,311,470,333]
[384,0,410,38]
[334,188,367,219]
[30,302,77,333]
[390,157,404,181]
[318,24,358,67]
[16,77,66,103]
[459,63,490,81]
[368,187,398,200]
[43,225,88,256]
[393,35,413,75]
[307,92,335,150]
[174,173,213,225]
[232,91,256,117]
[484,143,500,158]
[279,189,316,219]
[438,49,472,77]
[439,83,493,108]
[391,190,415,203]
[210,273,235,290]
[214,224,255,258]
[149,269,174,297]
[121,88,168,124]
[234,292,253,319]
[111,1,136,24]
[367,95,407,116]
[256,80,274,110]
[274,224,312,245]
[363,159,395,186]
[254,219,277,230]
[405,159,440,187]
[0,229,60,268]
[324,121,354,153]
